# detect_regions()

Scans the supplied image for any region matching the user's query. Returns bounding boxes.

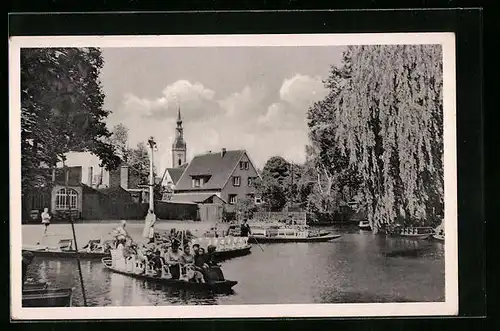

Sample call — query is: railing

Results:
[252,211,307,225]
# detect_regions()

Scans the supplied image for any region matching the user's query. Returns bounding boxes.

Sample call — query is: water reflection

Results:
[23,223,445,306]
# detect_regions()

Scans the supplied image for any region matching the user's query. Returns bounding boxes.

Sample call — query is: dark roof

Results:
[166,168,185,184]
[174,150,246,190]
[170,193,223,203]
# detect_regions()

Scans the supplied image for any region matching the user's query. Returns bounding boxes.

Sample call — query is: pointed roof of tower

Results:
[177,106,182,124]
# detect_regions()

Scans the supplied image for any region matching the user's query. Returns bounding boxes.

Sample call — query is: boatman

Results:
[143,209,157,244]
[240,219,251,237]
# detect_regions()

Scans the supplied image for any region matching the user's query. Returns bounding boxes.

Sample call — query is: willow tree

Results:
[313,45,444,231]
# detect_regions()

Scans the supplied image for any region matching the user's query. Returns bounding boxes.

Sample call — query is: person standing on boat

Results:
[143,209,156,244]
[240,219,251,237]
[114,220,130,248]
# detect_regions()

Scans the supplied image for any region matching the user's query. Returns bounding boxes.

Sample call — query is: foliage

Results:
[234,196,258,219]
[109,126,163,201]
[310,45,444,231]
[21,48,120,194]
[109,124,129,162]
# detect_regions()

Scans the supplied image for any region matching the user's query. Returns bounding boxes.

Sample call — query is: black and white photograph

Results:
[10,33,457,319]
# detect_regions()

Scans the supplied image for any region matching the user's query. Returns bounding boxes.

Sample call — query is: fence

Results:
[154,201,199,221]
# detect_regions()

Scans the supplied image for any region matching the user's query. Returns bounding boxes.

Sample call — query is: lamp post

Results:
[147,137,157,213]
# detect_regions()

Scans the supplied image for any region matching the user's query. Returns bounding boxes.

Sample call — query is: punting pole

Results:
[64,162,87,306]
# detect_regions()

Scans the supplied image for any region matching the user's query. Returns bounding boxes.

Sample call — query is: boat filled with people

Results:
[101,237,238,294]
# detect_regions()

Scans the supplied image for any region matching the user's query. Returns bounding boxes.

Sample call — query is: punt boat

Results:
[358,220,372,231]
[22,286,73,307]
[22,239,111,259]
[387,226,434,240]
[102,257,237,294]
[248,225,341,243]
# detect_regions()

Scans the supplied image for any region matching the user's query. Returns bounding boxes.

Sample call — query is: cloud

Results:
[123,80,220,121]
[115,74,328,170]
[279,74,328,106]
[257,74,328,130]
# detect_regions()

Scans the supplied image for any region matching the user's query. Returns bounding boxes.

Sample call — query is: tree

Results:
[311,45,444,231]
[110,124,129,162]
[21,48,120,194]
[255,156,291,211]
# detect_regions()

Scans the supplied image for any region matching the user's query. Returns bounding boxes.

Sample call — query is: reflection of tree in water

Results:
[384,237,433,258]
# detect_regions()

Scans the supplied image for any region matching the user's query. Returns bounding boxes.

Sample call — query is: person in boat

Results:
[179,245,198,282]
[240,219,251,237]
[190,244,206,283]
[22,251,35,286]
[149,249,165,277]
[165,239,183,280]
[113,220,130,248]
[143,209,156,244]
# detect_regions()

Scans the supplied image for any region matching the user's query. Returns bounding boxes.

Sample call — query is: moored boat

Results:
[22,239,112,259]
[387,226,434,240]
[358,220,372,231]
[101,258,237,293]
[22,287,73,307]
[248,225,341,243]
[432,228,445,242]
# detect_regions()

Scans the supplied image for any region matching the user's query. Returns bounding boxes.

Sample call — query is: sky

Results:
[64,46,345,174]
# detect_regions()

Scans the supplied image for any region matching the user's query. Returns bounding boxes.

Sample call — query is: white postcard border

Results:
[9,32,457,320]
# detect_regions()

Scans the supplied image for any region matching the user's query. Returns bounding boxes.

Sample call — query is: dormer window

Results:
[193,178,201,187]
[232,176,241,187]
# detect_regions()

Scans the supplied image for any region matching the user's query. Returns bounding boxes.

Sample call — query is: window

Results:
[229,194,237,204]
[55,188,78,210]
[192,178,201,188]
[232,176,241,186]
[255,196,262,204]
[240,161,249,170]
[248,177,255,187]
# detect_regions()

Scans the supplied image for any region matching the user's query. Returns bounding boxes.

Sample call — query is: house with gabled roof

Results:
[172,148,260,211]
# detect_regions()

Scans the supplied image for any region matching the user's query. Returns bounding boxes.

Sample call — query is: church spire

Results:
[172,104,187,168]
[177,106,182,125]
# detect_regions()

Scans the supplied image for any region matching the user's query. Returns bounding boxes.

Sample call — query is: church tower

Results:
[172,107,187,168]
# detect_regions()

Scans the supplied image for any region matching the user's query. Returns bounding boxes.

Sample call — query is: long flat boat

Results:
[22,287,73,307]
[22,246,109,259]
[212,245,252,260]
[387,227,434,240]
[101,258,237,293]
[247,225,341,243]
[22,238,112,259]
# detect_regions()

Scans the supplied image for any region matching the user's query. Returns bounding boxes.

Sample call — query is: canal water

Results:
[22,221,445,306]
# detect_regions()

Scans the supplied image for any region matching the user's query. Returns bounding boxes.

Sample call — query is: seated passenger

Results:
[165,240,183,280]
[150,250,165,277]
